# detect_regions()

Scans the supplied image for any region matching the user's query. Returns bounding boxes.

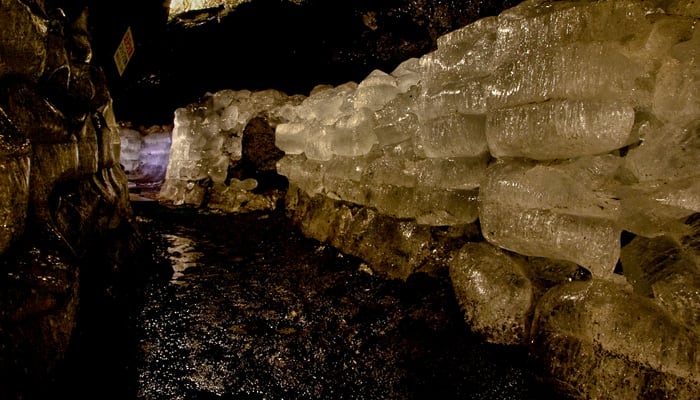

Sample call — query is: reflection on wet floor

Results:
[132,203,571,400]
[163,234,203,283]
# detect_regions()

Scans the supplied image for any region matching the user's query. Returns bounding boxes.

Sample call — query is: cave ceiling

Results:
[84,0,518,126]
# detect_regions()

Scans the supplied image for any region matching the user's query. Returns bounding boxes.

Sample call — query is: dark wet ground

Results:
[51,202,571,400]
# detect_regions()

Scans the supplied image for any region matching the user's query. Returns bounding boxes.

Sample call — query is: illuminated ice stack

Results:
[158,89,294,206]
[274,1,700,397]
[478,157,622,277]
[276,0,683,274]
[276,53,486,226]
[119,126,172,188]
[119,127,142,174]
[276,0,700,277]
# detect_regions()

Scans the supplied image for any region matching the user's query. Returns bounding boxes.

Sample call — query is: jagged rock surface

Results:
[0,1,140,397]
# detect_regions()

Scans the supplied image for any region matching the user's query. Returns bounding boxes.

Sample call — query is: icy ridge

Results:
[273,0,700,278]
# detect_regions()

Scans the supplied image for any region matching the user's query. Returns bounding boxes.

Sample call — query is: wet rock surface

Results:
[0,1,139,395]
[125,202,568,400]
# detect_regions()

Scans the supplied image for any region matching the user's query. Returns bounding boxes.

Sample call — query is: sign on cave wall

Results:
[114,27,135,76]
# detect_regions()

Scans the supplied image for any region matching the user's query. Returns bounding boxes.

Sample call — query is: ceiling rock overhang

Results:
[86,0,519,127]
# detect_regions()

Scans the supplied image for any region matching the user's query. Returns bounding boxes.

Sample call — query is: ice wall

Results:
[276,0,700,279]
[158,89,301,208]
[120,125,172,193]
[272,0,700,398]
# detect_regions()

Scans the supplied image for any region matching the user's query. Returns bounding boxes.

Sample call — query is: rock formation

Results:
[0,1,141,396]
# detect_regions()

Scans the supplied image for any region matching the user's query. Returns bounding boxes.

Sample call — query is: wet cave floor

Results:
[55,201,572,400]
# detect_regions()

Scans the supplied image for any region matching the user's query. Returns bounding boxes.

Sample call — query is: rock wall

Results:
[0,1,138,396]
[103,0,521,126]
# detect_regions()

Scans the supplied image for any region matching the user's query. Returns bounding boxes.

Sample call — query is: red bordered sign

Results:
[114,27,135,76]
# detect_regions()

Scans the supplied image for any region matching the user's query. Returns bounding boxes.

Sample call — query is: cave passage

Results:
[48,201,571,400]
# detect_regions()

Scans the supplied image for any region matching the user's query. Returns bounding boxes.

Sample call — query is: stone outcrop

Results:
[0,1,140,397]
[531,279,700,399]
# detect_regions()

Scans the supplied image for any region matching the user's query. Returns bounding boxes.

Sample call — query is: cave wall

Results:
[0,0,138,396]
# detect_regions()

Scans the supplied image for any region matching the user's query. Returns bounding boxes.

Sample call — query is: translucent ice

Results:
[119,128,142,172]
[487,41,645,108]
[620,235,700,334]
[389,57,422,92]
[412,187,479,226]
[414,155,489,190]
[486,99,635,160]
[418,77,489,120]
[616,177,700,238]
[415,113,488,158]
[296,82,356,125]
[276,155,324,197]
[119,127,172,184]
[367,184,479,225]
[140,132,172,181]
[653,28,700,126]
[353,69,401,111]
[219,104,240,132]
[363,154,418,188]
[449,242,534,345]
[373,88,419,146]
[302,125,334,162]
[362,148,489,190]
[624,121,700,182]
[327,108,378,157]
[321,155,371,204]
[160,88,291,206]
[493,0,653,66]
[422,16,498,78]
[274,122,310,155]
[479,159,621,277]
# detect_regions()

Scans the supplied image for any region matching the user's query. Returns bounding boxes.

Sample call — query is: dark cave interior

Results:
[85,0,519,127]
